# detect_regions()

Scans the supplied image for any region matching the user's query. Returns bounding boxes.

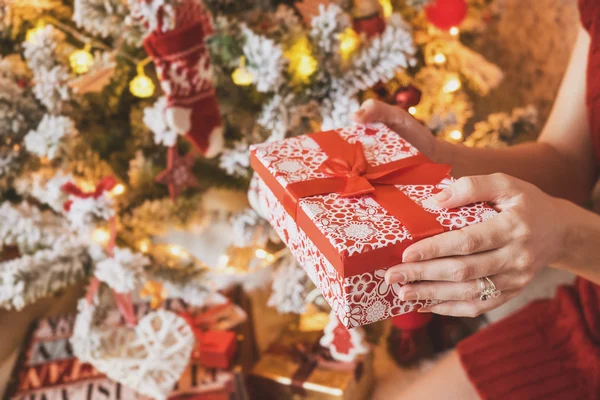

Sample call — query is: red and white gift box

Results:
[250,123,497,328]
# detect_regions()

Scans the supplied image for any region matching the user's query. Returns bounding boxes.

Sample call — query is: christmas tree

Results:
[0,0,539,396]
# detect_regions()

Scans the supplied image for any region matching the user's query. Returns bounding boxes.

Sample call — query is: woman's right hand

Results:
[352,99,444,163]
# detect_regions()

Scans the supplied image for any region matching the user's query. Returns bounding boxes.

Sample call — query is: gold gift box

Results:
[248,329,373,400]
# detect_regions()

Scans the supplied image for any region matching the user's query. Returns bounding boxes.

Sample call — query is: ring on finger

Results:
[479,276,502,301]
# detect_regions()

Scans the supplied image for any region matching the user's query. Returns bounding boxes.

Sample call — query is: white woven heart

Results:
[72,301,195,400]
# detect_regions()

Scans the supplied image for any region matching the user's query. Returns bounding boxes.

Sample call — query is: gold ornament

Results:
[69,43,94,75]
[130,59,155,98]
[140,280,168,309]
[231,56,253,86]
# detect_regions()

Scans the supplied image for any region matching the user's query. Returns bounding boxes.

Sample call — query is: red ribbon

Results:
[61,176,118,212]
[251,130,451,276]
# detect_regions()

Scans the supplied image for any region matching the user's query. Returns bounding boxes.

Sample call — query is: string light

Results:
[129,59,154,98]
[169,245,184,257]
[338,28,360,59]
[378,0,393,18]
[231,56,254,86]
[443,75,462,93]
[449,130,463,141]
[433,53,447,65]
[92,228,111,246]
[139,240,150,253]
[69,43,94,75]
[111,183,125,196]
[286,37,317,82]
[449,26,460,37]
[408,107,417,115]
[26,21,46,44]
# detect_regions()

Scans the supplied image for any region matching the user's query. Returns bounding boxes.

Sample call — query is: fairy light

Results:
[287,38,317,82]
[408,107,417,115]
[111,183,125,196]
[69,43,94,74]
[449,130,463,141]
[169,245,183,257]
[26,21,46,44]
[218,254,230,268]
[12,144,20,151]
[378,0,393,18]
[443,75,462,93]
[92,228,111,246]
[129,59,155,98]
[338,28,360,58]
[231,56,253,86]
[139,240,150,253]
[449,26,460,37]
[433,53,447,65]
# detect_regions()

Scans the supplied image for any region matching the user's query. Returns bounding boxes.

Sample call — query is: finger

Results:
[430,173,522,210]
[352,99,432,149]
[403,215,513,262]
[420,290,519,318]
[397,274,523,301]
[385,249,509,284]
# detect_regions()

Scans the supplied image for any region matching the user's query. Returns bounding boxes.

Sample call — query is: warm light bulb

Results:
[338,28,360,59]
[69,44,94,75]
[296,54,317,79]
[139,240,150,253]
[130,73,155,98]
[92,228,111,245]
[449,130,463,141]
[408,107,417,115]
[231,56,254,86]
[449,27,460,37]
[218,254,230,268]
[26,21,46,44]
[433,53,447,65]
[443,76,462,93]
[287,38,317,82]
[255,249,268,259]
[169,245,182,257]
[378,0,393,18]
[111,183,125,196]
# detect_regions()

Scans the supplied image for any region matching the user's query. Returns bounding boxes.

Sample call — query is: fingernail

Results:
[418,307,432,313]
[385,271,408,285]
[402,251,422,263]
[432,189,452,204]
[400,290,417,301]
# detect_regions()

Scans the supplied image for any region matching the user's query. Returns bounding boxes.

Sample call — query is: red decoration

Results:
[143,0,224,157]
[425,0,468,30]
[394,85,422,110]
[196,330,238,370]
[155,147,199,201]
[352,15,386,38]
[61,176,118,212]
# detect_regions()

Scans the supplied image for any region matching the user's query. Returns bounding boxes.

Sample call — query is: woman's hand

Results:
[352,99,444,162]
[384,173,570,317]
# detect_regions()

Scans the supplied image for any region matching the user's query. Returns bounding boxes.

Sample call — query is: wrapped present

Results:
[6,301,249,400]
[195,330,238,370]
[250,123,497,328]
[248,327,373,400]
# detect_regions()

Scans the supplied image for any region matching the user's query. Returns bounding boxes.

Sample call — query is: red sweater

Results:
[457,1,600,399]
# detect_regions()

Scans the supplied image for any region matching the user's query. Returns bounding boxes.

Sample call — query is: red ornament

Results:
[425,0,468,30]
[394,85,422,110]
[155,147,199,201]
[353,15,386,38]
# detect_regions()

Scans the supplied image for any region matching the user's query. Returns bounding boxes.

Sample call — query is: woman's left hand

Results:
[385,173,569,317]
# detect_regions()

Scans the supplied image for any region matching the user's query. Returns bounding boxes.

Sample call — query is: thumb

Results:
[431,174,519,209]
[352,99,435,155]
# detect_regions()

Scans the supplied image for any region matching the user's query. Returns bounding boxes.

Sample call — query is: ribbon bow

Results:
[61,176,118,212]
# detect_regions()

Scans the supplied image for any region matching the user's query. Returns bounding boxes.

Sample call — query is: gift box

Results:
[195,330,238,370]
[6,301,249,400]
[247,328,373,400]
[250,123,497,328]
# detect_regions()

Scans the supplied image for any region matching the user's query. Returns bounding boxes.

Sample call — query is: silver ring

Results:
[479,277,501,301]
